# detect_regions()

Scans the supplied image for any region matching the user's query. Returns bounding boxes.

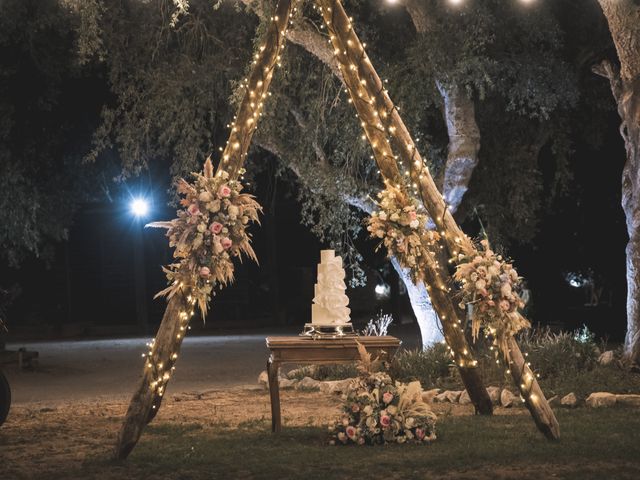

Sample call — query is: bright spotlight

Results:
[130,198,149,217]
[374,282,391,300]
[385,0,399,4]
[448,0,464,5]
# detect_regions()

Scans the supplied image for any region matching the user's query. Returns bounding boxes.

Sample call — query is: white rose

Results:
[409,219,419,229]
[379,211,387,221]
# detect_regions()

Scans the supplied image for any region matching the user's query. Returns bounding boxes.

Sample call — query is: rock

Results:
[296,376,320,390]
[548,395,560,407]
[586,392,617,408]
[500,389,517,408]
[319,379,353,394]
[615,394,640,407]
[435,390,462,403]
[561,392,578,408]
[421,388,441,404]
[258,370,269,388]
[279,378,295,389]
[458,390,472,405]
[598,350,615,366]
[487,386,501,404]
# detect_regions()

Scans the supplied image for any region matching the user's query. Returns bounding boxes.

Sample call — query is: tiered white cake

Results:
[311,250,351,325]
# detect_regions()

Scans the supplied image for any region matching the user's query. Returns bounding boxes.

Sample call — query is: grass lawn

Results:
[83,407,640,480]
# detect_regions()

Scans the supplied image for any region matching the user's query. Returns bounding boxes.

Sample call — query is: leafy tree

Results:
[0,0,101,267]
[595,0,640,364]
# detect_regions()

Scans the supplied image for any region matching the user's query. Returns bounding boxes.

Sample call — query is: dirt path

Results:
[3,328,423,404]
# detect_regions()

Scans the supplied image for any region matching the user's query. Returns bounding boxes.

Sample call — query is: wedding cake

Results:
[311,250,351,325]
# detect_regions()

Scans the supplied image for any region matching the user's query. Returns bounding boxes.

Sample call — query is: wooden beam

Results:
[318,0,559,437]
[114,0,296,460]
[316,0,493,415]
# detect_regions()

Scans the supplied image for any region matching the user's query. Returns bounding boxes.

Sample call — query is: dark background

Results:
[0,113,629,342]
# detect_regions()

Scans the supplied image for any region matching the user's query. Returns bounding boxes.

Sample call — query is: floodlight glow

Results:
[448,0,464,5]
[131,198,149,217]
[375,283,391,300]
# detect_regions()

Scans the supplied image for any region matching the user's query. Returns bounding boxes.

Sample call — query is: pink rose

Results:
[351,403,360,413]
[415,428,425,440]
[499,299,511,312]
[380,414,391,428]
[188,203,200,216]
[199,266,210,278]
[409,211,417,220]
[210,222,223,234]
[382,392,393,404]
[218,184,232,198]
[345,425,357,439]
[220,237,232,250]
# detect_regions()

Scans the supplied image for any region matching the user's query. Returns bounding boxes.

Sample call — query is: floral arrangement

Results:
[366,185,440,285]
[453,239,530,354]
[329,343,437,446]
[149,158,261,315]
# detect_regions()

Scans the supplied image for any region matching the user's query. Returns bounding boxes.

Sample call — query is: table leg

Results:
[267,356,281,433]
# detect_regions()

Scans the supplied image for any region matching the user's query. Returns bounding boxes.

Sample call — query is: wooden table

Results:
[265,336,401,432]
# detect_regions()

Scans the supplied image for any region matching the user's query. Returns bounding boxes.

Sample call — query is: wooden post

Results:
[115,293,190,459]
[316,0,492,415]
[507,337,560,439]
[114,0,295,460]
[221,0,297,179]
[318,0,558,439]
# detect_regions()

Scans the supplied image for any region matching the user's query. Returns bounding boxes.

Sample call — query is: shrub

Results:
[518,326,600,379]
[389,344,458,390]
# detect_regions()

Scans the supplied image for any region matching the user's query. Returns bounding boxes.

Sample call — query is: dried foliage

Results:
[367,185,440,285]
[149,159,261,315]
[454,239,530,354]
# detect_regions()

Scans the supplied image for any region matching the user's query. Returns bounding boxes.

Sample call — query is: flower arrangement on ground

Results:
[149,158,261,315]
[366,185,440,285]
[329,343,437,445]
[453,239,530,353]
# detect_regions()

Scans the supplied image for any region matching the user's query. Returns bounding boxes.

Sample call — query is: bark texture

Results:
[596,0,640,364]
[115,0,295,459]
[436,81,481,213]
[391,257,444,346]
[405,0,481,213]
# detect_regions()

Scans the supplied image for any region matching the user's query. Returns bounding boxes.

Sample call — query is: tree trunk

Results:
[405,1,481,212]
[436,81,481,212]
[391,258,443,347]
[596,0,640,364]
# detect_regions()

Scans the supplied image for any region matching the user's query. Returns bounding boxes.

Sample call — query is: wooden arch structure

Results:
[115,0,559,460]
